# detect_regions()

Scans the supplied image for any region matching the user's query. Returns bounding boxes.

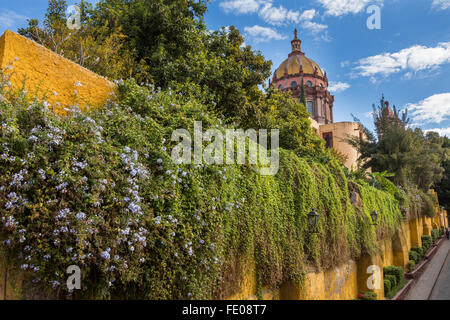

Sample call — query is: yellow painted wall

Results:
[423,217,432,236]
[402,221,412,251]
[381,240,394,267]
[0,261,22,300]
[0,216,426,300]
[409,217,423,247]
[323,260,359,300]
[279,261,359,300]
[0,30,115,113]
[319,122,364,170]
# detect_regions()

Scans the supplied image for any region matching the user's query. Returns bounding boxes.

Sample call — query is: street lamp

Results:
[370,210,378,226]
[308,208,320,233]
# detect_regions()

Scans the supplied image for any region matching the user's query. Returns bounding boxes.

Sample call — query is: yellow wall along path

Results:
[224,211,447,301]
[0,30,115,113]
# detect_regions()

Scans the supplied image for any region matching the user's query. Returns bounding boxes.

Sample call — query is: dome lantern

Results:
[291,29,302,53]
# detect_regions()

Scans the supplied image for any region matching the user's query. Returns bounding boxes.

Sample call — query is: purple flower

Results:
[101,251,111,260]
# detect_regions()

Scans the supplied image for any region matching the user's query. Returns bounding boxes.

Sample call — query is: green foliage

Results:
[348,95,447,192]
[411,247,424,260]
[421,235,432,252]
[409,251,420,264]
[247,87,327,159]
[372,94,410,135]
[354,181,403,255]
[435,136,450,210]
[419,190,437,217]
[385,278,408,299]
[360,292,378,300]
[383,266,403,284]
[18,0,273,124]
[431,229,440,243]
[18,0,141,80]
[299,78,306,107]
[0,78,407,299]
[407,260,415,273]
[384,279,392,294]
[385,274,397,287]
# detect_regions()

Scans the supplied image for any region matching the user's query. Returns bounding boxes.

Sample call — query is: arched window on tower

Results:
[307,101,314,116]
[306,81,313,87]
[291,81,298,89]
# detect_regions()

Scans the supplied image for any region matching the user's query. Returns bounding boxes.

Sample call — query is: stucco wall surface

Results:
[0,30,114,113]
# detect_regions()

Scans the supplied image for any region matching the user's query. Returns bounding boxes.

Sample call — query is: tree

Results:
[348,95,445,191]
[372,94,409,138]
[18,0,144,80]
[90,0,272,121]
[248,87,325,158]
[19,0,273,124]
[434,136,450,209]
[299,77,306,108]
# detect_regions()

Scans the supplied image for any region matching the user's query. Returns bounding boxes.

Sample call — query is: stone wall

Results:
[0,30,115,113]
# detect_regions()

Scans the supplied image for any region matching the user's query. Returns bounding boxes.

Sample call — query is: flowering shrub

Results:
[0,76,404,299]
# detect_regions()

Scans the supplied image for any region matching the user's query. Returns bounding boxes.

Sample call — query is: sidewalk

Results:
[405,238,450,300]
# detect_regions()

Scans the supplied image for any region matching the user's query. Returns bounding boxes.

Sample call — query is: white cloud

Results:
[221,1,328,39]
[425,127,450,137]
[316,0,382,16]
[407,93,450,125]
[328,81,351,93]
[432,0,450,10]
[300,9,316,21]
[259,3,297,25]
[340,60,350,68]
[219,0,266,14]
[354,42,450,78]
[298,9,328,36]
[302,21,328,34]
[244,25,287,43]
[220,1,326,30]
[258,4,315,26]
[0,10,28,29]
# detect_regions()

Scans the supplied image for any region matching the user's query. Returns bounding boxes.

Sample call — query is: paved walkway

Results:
[406,238,450,300]
[429,247,450,300]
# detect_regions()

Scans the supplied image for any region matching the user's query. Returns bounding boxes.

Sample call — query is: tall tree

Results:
[434,136,450,209]
[18,0,139,80]
[299,77,306,108]
[19,0,273,123]
[348,95,445,190]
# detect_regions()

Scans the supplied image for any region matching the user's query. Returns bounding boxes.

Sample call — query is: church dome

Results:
[273,29,324,80]
[271,29,334,126]
[274,55,324,79]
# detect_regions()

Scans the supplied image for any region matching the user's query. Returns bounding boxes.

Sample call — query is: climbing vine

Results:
[0,79,408,299]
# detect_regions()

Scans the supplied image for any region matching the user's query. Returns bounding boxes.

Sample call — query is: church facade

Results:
[272,30,364,170]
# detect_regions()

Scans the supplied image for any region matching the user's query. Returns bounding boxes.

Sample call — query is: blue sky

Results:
[1,0,450,135]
